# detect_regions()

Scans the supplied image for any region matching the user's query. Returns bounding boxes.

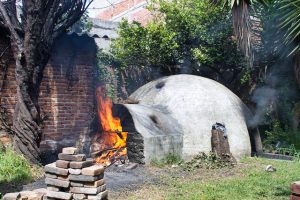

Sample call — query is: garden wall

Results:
[0,33,97,157]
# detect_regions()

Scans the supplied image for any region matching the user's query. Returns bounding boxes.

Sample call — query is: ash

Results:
[104,162,159,192]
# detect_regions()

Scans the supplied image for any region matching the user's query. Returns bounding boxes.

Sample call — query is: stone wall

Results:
[0,33,97,158]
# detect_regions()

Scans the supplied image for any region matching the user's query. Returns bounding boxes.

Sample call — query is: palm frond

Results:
[278,0,300,55]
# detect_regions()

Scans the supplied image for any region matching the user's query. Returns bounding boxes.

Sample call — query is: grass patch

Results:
[112,157,300,200]
[163,157,298,200]
[0,147,33,183]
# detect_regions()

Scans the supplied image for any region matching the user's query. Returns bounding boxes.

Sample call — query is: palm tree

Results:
[278,0,300,87]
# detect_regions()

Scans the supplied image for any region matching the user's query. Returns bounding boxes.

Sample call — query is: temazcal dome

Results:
[123,74,251,161]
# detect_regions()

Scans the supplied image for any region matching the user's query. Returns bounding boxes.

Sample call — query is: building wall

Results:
[89,0,153,25]
[0,34,97,157]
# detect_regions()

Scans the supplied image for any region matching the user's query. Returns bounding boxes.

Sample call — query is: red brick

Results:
[292,182,300,195]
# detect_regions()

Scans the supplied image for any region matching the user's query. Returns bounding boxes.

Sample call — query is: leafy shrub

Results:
[263,121,300,152]
[182,152,235,171]
[150,153,183,167]
[0,146,32,183]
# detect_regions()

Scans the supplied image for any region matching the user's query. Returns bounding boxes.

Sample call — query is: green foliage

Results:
[182,152,235,171]
[0,146,32,183]
[276,144,300,159]
[263,120,300,152]
[278,0,300,55]
[240,68,253,84]
[110,0,245,74]
[150,153,183,167]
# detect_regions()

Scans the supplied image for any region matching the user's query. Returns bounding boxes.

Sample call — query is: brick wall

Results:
[0,33,97,158]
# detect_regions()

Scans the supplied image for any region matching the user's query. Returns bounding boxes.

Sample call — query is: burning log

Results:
[92,86,128,167]
[91,147,123,158]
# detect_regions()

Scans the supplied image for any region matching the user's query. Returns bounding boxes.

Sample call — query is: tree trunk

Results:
[294,53,300,88]
[12,48,49,164]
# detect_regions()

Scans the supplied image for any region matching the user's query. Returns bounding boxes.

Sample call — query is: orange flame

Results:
[94,86,128,166]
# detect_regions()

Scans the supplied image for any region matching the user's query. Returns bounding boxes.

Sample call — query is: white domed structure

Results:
[122,75,252,162]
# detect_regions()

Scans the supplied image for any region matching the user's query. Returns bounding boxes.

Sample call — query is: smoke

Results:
[248,57,298,128]
[248,87,277,127]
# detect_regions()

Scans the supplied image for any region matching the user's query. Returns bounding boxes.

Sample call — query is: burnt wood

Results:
[211,129,235,162]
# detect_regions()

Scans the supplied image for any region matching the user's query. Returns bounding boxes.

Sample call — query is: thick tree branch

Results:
[0,1,23,56]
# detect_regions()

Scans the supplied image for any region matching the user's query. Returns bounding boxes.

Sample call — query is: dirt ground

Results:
[15,161,251,200]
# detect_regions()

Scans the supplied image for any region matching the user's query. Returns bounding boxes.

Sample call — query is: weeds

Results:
[0,146,32,183]
[182,152,235,171]
[150,153,183,167]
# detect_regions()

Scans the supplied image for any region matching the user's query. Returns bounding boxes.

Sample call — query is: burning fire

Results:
[93,86,128,166]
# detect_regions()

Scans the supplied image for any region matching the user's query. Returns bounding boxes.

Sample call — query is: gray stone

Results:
[125,163,138,170]
[45,177,70,188]
[58,153,86,162]
[33,189,48,195]
[87,191,108,200]
[56,160,70,169]
[69,168,81,175]
[73,194,87,200]
[70,184,106,194]
[45,173,57,179]
[46,191,72,200]
[69,174,103,182]
[44,163,68,176]
[70,181,84,187]
[69,160,93,169]
[84,179,105,188]
[47,186,60,192]
[3,192,20,200]
[82,165,104,176]
[62,147,79,155]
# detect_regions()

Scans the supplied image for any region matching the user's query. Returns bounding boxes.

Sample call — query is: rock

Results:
[69,174,103,182]
[69,168,81,175]
[33,189,48,195]
[46,191,72,200]
[45,177,70,188]
[290,194,300,200]
[62,147,79,155]
[73,194,87,200]
[58,153,86,162]
[20,191,44,200]
[47,186,60,192]
[3,192,20,200]
[82,165,104,176]
[45,173,57,179]
[291,181,300,195]
[56,160,70,169]
[70,184,106,194]
[87,191,108,200]
[70,181,84,187]
[84,179,105,188]
[125,163,138,170]
[69,160,94,169]
[44,163,68,176]
[265,165,276,172]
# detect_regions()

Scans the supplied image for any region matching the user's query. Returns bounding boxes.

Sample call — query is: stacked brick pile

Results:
[291,181,300,200]
[44,147,108,200]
